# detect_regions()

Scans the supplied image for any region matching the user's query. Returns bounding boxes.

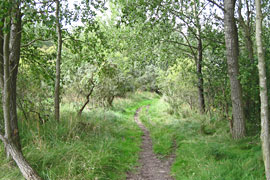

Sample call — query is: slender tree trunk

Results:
[0,1,42,179]
[255,0,270,179]
[9,5,22,151]
[3,19,12,157]
[224,0,246,139]
[197,38,205,113]
[54,0,62,122]
[0,20,4,88]
[1,0,22,159]
[78,85,95,116]
[193,0,205,113]
[238,0,255,118]
[238,0,254,63]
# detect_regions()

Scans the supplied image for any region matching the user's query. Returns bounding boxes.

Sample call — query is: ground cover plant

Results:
[0,92,157,180]
[139,98,265,180]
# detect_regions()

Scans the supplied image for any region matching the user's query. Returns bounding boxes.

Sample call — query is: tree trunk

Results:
[238,0,254,63]
[255,0,270,179]
[3,18,12,157]
[78,85,95,116]
[224,0,246,139]
[0,0,22,153]
[9,5,22,151]
[238,0,255,118]
[197,38,205,113]
[0,20,4,88]
[0,1,42,179]
[54,0,62,122]
[0,133,42,180]
[193,0,205,113]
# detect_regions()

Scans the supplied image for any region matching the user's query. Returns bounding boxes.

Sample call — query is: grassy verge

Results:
[0,91,158,180]
[139,97,265,180]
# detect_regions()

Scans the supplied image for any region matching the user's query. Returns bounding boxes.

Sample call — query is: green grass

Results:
[0,92,265,179]
[0,91,159,180]
[139,98,265,180]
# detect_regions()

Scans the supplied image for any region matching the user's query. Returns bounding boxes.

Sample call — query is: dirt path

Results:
[126,107,175,180]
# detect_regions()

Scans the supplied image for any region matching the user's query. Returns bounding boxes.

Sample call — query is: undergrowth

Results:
[139,98,265,180]
[0,93,264,179]
[0,91,158,180]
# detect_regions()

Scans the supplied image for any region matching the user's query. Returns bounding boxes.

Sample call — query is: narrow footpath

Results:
[126,107,175,180]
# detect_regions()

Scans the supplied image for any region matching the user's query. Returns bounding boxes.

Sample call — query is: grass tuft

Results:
[0,91,157,180]
[0,92,264,179]
[139,97,265,180]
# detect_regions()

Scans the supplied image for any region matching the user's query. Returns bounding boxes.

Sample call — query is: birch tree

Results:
[255,0,270,178]
[0,0,42,179]
[54,0,62,122]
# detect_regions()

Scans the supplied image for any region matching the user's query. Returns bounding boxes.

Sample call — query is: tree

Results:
[237,0,259,119]
[193,0,205,113]
[116,0,208,113]
[224,0,246,139]
[255,0,270,178]
[54,0,62,122]
[0,0,42,179]
[0,0,22,152]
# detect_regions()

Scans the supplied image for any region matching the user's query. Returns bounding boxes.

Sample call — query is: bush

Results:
[158,58,198,114]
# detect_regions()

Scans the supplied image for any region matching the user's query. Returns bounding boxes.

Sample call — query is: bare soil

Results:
[126,107,175,180]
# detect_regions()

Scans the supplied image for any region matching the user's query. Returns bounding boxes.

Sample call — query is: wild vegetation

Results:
[1,0,270,179]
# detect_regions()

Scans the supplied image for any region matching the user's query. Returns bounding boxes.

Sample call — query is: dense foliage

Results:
[1,0,270,179]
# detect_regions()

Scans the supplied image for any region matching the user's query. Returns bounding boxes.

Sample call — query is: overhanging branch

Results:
[206,0,225,12]
[21,38,52,48]
[161,39,197,49]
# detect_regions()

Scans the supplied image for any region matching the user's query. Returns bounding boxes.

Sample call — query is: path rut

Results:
[126,107,175,180]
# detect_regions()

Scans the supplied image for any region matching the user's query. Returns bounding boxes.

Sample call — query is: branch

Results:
[179,31,197,58]
[161,39,197,49]
[21,38,52,48]
[206,0,225,12]
[177,49,194,59]
[169,9,199,39]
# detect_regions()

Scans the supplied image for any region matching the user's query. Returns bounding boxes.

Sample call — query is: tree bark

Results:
[238,0,254,63]
[54,0,62,122]
[1,0,22,158]
[78,85,95,116]
[3,18,12,154]
[0,133,42,180]
[197,37,205,113]
[255,0,270,179]
[0,19,4,89]
[238,0,255,118]
[0,2,42,179]
[194,0,205,113]
[9,3,22,151]
[224,0,246,139]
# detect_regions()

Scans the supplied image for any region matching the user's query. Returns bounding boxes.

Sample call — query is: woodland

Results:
[1,0,270,179]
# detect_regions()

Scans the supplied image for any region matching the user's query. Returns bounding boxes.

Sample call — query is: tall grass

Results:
[139,98,265,180]
[0,91,158,180]
[1,92,263,180]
